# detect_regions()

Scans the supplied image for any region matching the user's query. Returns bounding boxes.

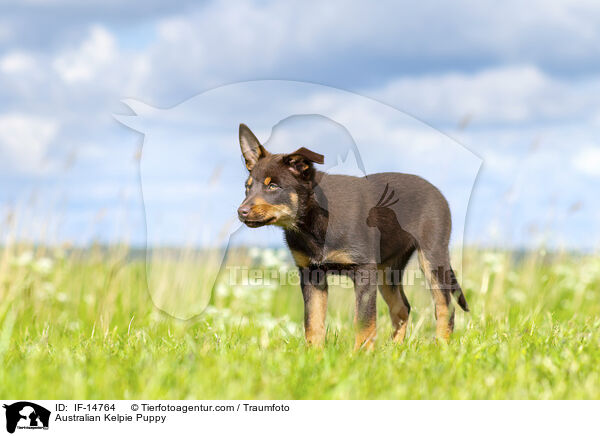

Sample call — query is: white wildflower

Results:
[248,247,260,260]
[41,282,56,294]
[15,251,33,266]
[56,292,68,302]
[34,257,54,274]
[215,284,231,297]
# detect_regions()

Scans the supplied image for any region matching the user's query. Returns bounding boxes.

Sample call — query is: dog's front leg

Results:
[300,267,328,346]
[352,265,378,351]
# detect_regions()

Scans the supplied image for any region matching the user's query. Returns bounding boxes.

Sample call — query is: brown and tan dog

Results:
[237,124,469,349]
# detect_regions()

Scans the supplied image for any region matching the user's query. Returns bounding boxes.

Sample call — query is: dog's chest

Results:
[285,230,373,267]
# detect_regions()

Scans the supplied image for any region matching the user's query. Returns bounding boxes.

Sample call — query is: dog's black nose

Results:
[238,205,250,219]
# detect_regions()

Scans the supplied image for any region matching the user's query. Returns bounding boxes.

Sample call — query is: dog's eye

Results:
[266,183,280,191]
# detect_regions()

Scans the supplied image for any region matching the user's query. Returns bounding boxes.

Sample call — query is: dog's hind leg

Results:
[352,265,378,351]
[417,249,455,341]
[378,268,410,343]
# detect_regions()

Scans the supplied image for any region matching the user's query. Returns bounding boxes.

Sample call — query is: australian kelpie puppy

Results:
[237,124,469,349]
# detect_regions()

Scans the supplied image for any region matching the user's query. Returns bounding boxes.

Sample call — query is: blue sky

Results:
[0,0,599,250]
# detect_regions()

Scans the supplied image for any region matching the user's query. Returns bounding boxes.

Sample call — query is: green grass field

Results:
[1,245,599,399]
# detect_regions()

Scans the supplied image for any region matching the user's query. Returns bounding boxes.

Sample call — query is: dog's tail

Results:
[450,269,469,312]
[453,288,469,312]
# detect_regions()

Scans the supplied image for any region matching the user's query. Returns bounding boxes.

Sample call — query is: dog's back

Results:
[307,171,451,265]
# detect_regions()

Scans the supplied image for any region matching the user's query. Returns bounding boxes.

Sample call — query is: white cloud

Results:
[0,113,59,174]
[135,0,600,91]
[572,146,600,177]
[0,51,36,74]
[367,66,600,126]
[53,25,117,83]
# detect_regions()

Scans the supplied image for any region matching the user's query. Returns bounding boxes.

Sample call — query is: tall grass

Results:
[0,242,599,399]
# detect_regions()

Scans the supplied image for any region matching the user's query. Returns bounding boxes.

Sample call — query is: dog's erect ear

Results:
[284,147,324,179]
[239,124,269,171]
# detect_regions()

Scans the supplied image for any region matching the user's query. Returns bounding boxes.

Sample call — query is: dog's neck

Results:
[297,197,327,240]
[286,172,329,245]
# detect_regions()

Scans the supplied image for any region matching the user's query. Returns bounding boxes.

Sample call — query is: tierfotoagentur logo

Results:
[3,402,50,433]
[115,80,481,321]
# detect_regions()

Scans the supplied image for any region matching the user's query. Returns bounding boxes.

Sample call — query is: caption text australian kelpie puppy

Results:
[236,124,469,350]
